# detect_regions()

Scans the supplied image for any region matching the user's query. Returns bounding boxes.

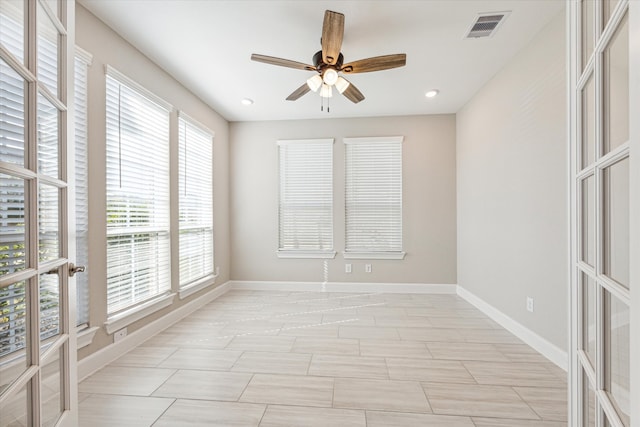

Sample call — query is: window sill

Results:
[343,251,406,260]
[105,293,176,335]
[76,326,99,349]
[179,276,216,300]
[277,250,337,259]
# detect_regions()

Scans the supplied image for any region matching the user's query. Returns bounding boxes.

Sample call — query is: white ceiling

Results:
[78,0,564,122]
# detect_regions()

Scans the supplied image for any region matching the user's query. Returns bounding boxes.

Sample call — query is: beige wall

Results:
[76,5,230,360]
[230,115,457,284]
[456,11,567,349]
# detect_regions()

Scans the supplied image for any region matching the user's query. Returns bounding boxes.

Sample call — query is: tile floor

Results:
[79,290,567,426]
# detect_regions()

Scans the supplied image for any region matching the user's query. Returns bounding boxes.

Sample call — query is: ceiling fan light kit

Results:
[322,68,339,85]
[306,75,323,92]
[251,9,407,111]
[320,84,333,98]
[335,76,350,94]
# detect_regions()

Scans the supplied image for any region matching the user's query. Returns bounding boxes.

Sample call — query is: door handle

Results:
[69,263,86,277]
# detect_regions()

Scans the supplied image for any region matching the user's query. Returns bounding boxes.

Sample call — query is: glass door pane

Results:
[581,0,595,70]
[581,273,596,364]
[583,369,596,427]
[603,13,629,155]
[581,75,595,168]
[0,281,28,391]
[37,93,59,178]
[605,292,630,425]
[580,175,595,265]
[39,271,60,347]
[37,2,58,97]
[0,0,25,65]
[0,381,28,426]
[41,347,64,427]
[0,173,26,276]
[38,184,59,263]
[0,59,26,167]
[603,157,629,288]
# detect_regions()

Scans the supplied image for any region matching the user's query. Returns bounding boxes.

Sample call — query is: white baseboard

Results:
[229,280,457,294]
[456,285,568,371]
[78,281,231,382]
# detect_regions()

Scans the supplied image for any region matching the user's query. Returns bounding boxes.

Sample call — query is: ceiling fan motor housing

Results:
[313,50,344,73]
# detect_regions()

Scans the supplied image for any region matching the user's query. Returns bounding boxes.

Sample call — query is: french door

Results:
[569,0,636,426]
[0,0,77,426]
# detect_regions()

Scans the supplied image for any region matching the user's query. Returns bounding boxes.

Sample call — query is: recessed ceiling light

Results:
[241,98,254,105]
[425,90,439,98]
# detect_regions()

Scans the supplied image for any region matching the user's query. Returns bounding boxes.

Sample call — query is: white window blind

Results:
[74,50,91,326]
[344,136,405,258]
[278,139,335,258]
[178,113,214,287]
[105,69,171,315]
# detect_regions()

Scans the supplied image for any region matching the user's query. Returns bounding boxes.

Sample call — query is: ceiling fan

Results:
[251,10,407,106]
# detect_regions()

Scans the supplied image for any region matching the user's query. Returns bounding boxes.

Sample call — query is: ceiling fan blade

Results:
[286,83,312,101]
[321,10,344,65]
[341,54,407,73]
[251,54,316,71]
[341,80,365,104]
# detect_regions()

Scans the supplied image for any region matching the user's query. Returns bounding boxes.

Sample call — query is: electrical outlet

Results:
[113,328,127,342]
[365,264,372,273]
[345,264,352,273]
[526,297,534,313]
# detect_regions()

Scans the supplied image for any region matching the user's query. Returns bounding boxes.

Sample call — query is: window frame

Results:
[104,66,173,318]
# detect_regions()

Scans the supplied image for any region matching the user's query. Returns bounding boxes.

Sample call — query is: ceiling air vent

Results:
[465,12,510,39]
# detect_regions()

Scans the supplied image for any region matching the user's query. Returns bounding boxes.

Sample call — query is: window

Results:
[278,139,335,258]
[74,49,91,326]
[178,113,214,288]
[105,67,171,315]
[344,136,405,259]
